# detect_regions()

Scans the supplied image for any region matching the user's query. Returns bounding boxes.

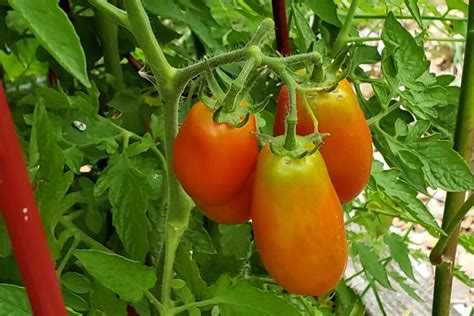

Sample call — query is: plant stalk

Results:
[331,0,359,57]
[96,0,124,85]
[432,1,474,315]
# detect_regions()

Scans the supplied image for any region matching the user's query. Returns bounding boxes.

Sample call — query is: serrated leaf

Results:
[0,284,31,315]
[9,0,89,87]
[211,275,300,315]
[454,266,474,288]
[388,271,422,301]
[95,154,152,261]
[384,234,415,280]
[381,12,428,84]
[406,135,474,192]
[74,250,156,303]
[355,243,392,289]
[459,233,474,254]
[371,166,441,235]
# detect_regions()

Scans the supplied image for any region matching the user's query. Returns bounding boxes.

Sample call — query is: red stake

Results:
[0,81,66,316]
[272,0,291,56]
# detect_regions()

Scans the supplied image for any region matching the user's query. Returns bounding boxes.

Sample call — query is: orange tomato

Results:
[251,142,347,296]
[273,79,372,204]
[197,174,254,224]
[172,101,258,208]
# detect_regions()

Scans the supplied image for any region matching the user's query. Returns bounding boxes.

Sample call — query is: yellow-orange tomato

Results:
[197,174,254,224]
[252,143,348,296]
[273,79,372,204]
[172,101,258,208]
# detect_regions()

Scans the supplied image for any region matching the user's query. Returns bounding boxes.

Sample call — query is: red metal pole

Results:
[272,0,291,56]
[0,81,66,316]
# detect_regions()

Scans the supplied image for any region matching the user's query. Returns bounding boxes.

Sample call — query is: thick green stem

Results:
[89,0,129,28]
[331,0,359,57]
[96,0,124,84]
[432,2,474,315]
[430,195,474,264]
[161,225,186,309]
[169,298,219,315]
[123,0,175,87]
[349,36,466,43]
[352,14,467,22]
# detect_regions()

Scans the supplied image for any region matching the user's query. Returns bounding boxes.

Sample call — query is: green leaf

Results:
[211,275,301,315]
[292,3,316,52]
[30,105,75,257]
[406,135,474,192]
[61,272,92,294]
[219,224,252,259]
[459,233,474,254]
[89,282,127,316]
[0,284,31,315]
[454,266,474,288]
[355,243,392,289]
[175,245,208,300]
[371,164,441,235]
[63,146,83,174]
[306,0,341,26]
[384,234,415,280]
[9,0,90,87]
[74,250,156,303]
[95,154,153,261]
[404,0,422,28]
[63,288,89,312]
[446,0,468,13]
[335,282,366,316]
[0,216,11,258]
[182,211,217,255]
[388,271,422,301]
[381,12,429,84]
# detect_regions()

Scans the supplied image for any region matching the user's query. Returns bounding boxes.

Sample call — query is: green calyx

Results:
[256,134,329,159]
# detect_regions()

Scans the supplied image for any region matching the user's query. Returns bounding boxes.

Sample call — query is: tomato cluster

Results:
[172,79,372,296]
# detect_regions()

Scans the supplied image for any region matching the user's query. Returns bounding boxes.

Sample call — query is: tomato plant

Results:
[274,79,373,204]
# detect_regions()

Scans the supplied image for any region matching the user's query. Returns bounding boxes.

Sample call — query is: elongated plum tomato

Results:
[196,174,254,224]
[172,101,258,208]
[252,142,348,296]
[273,79,372,204]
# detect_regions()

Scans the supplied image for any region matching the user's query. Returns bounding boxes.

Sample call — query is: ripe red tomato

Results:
[172,101,258,209]
[196,174,254,224]
[251,142,348,296]
[273,79,372,204]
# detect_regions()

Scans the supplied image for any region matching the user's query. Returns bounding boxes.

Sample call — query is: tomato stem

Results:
[222,56,258,113]
[430,195,474,264]
[89,0,129,28]
[96,0,124,85]
[432,2,474,314]
[331,0,359,58]
[352,14,467,22]
[301,91,319,132]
